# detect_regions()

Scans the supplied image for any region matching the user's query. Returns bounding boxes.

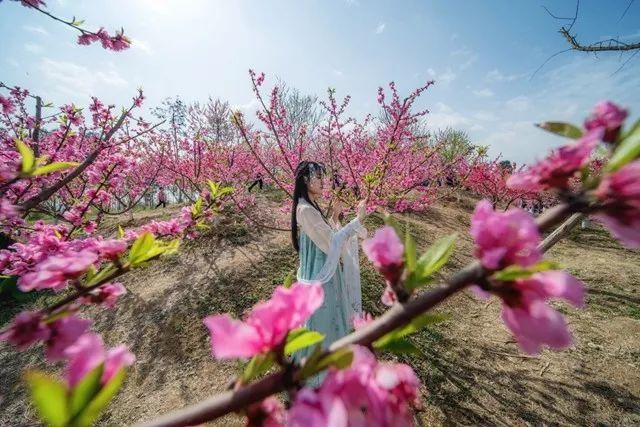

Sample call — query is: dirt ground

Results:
[1,192,639,426]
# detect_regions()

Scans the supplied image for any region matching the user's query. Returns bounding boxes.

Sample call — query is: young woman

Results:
[291,161,368,384]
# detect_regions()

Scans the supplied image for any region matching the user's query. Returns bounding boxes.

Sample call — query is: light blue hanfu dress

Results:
[292,199,367,386]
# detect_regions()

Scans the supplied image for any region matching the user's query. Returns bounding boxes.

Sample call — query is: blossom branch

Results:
[140,201,575,427]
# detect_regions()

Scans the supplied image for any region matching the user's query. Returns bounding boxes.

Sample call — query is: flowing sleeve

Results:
[297,202,367,321]
[297,204,364,256]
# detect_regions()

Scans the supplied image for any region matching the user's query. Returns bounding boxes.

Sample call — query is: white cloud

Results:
[505,95,530,112]
[375,23,386,34]
[472,111,498,121]
[332,69,344,77]
[485,68,523,82]
[233,98,259,113]
[426,67,456,85]
[24,43,43,54]
[23,25,48,36]
[473,88,494,97]
[426,102,470,130]
[40,58,128,99]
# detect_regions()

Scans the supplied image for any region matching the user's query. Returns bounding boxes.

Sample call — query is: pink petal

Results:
[203,314,262,359]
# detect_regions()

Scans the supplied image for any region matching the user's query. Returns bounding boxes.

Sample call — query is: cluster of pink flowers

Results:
[362,226,405,306]
[470,200,586,354]
[0,95,15,114]
[18,250,98,292]
[507,129,602,192]
[1,311,134,385]
[20,0,46,8]
[584,101,628,143]
[286,346,420,427]
[471,200,542,270]
[65,332,135,387]
[592,160,640,248]
[77,28,131,51]
[79,282,127,308]
[204,283,323,359]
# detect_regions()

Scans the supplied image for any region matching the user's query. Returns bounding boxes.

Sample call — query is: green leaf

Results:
[117,225,125,239]
[606,123,640,172]
[32,162,79,176]
[492,260,560,282]
[374,313,448,348]
[84,265,117,288]
[191,198,203,217]
[404,228,417,272]
[285,330,325,355]
[128,232,155,265]
[241,352,275,383]
[316,347,353,372]
[620,118,640,141]
[283,270,295,288]
[69,364,103,418]
[16,139,35,173]
[535,122,584,139]
[297,344,325,380]
[406,234,457,291]
[72,368,126,427]
[24,371,69,427]
[373,337,420,355]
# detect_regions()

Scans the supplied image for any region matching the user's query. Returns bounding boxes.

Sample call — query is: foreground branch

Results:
[139,203,573,427]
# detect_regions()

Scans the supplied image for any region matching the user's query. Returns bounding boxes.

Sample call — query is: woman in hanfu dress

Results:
[290,161,368,385]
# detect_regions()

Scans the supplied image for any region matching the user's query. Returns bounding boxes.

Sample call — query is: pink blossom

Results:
[507,129,602,191]
[0,95,15,114]
[81,282,127,308]
[593,160,640,248]
[0,199,22,226]
[352,312,374,330]
[288,388,348,427]
[362,226,404,286]
[245,396,287,427]
[20,0,46,8]
[45,315,91,361]
[0,311,50,350]
[584,101,628,143]
[83,221,97,234]
[476,271,585,354]
[103,345,135,384]
[96,239,127,260]
[290,345,419,426]
[18,250,98,292]
[471,200,542,270]
[78,33,99,46]
[64,333,135,387]
[363,227,404,268]
[203,283,323,359]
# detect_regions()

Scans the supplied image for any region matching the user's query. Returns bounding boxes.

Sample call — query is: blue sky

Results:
[1,0,639,163]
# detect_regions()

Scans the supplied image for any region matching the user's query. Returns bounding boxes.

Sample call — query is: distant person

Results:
[248,172,264,192]
[155,188,167,209]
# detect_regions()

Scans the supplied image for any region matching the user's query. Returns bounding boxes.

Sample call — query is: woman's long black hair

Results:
[291,161,327,252]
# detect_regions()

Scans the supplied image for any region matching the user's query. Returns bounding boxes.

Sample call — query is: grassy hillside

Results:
[1,192,639,426]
